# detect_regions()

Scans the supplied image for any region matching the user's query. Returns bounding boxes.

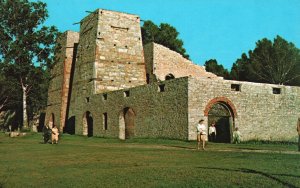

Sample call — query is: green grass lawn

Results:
[0,133,299,188]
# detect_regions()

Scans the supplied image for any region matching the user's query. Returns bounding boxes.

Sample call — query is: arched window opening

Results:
[165,73,175,80]
[119,107,135,140]
[83,111,93,137]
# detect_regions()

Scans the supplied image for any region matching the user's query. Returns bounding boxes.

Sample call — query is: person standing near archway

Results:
[297,118,300,152]
[209,121,217,142]
[51,124,59,144]
[196,119,207,150]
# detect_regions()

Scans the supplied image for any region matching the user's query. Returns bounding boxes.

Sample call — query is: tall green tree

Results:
[249,36,300,85]
[0,0,58,129]
[141,20,189,59]
[204,59,230,78]
[229,53,252,81]
[0,71,20,112]
[231,36,300,85]
[0,64,21,131]
[0,74,9,112]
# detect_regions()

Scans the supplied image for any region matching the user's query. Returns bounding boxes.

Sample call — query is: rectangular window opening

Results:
[111,25,129,31]
[103,113,108,130]
[273,88,281,94]
[102,93,107,100]
[231,84,241,91]
[85,97,90,103]
[146,73,150,84]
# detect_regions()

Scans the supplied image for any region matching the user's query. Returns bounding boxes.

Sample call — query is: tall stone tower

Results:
[71,9,146,99]
[45,31,79,131]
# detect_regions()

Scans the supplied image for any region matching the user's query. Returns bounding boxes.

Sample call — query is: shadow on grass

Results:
[162,145,194,150]
[235,147,264,151]
[242,140,297,145]
[197,166,299,188]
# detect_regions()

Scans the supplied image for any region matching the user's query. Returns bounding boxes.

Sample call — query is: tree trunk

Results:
[22,84,28,129]
[0,97,8,111]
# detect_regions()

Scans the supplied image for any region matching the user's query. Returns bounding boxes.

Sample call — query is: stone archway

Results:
[204,97,237,143]
[119,107,135,140]
[48,113,55,128]
[65,116,75,135]
[83,111,93,137]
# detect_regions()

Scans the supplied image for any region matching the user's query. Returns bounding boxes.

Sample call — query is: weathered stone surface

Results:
[144,43,219,83]
[72,9,146,96]
[45,31,79,131]
[188,77,300,141]
[73,78,189,140]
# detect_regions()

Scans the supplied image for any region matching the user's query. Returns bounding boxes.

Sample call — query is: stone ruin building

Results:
[45,9,300,142]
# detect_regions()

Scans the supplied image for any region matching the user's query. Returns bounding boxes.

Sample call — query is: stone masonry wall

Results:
[67,11,99,124]
[144,43,218,83]
[59,31,79,130]
[45,31,79,129]
[68,9,147,119]
[93,9,146,93]
[188,77,300,141]
[72,77,189,140]
[143,43,156,83]
[68,9,147,129]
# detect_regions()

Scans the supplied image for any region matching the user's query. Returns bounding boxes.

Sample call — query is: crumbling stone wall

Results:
[144,43,218,83]
[72,77,189,140]
[45,31,79,130]
[188,77,300,141]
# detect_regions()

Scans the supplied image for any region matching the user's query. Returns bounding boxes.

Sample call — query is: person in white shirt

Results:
[196,119,207,150]
[209,121,217,142]
[232,127,241,144]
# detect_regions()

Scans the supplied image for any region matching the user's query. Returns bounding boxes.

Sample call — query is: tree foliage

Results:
[230,36,300,86]
[141,20,189,59]
[0,68,20,111]
[204,59,229,79]
[0,0,58,129]
[229,53,252,81]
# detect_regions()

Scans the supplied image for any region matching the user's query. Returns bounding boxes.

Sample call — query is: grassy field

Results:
[0,133,299,188]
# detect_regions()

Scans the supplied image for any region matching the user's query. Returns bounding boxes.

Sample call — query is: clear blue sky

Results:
[39,0,300,69]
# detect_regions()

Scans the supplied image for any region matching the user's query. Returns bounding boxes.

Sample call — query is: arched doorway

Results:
[48,113,55,128]
[204,97,237,143]
[83,111,93,137]
[64,116,75,135]
[119,107,135,140]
